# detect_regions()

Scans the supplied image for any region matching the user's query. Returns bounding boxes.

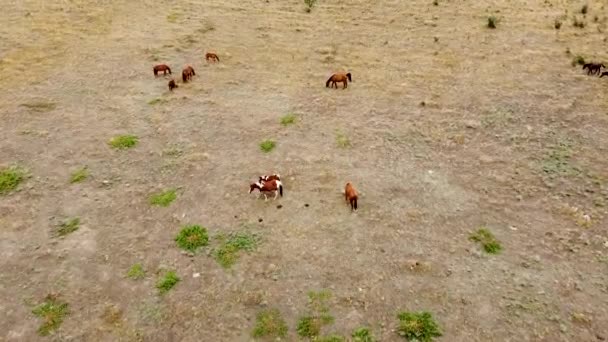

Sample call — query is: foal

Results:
[182,66,195,82]
[344,182,358,211]
[326,72,352,89]
[249,179,284,201]
[205,52,220,62]
[259,174,281,183]
[168,79,178,91]
[153,64,172,76]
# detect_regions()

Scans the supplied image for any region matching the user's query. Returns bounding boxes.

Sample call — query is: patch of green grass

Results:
[487,16,498,29]
[318,335,346,342]
[20,101,57,112]
[166,12,180,23]
[156,270,180,295]
[214,232,260,268]
[572,55,586,66]
[32,295,69,336]
[296,316,321,338]
[149,189,177,207]
[336,132,351,148]
[280,113,297,126]
[175,225,209,252]
[127,263,145,280]
[542,140,580,177]
[57,218,80,237]
[147,98,167,106]
[296,289,335,338]
[304,0,317,12]
[109,135,138,150]
[69,167,88,184]
[259,139,276,153]
[252,308,288,338]
[396,311,442,341]
[353,327,375,342]
[0,166,25,195]
[469,228,502,254]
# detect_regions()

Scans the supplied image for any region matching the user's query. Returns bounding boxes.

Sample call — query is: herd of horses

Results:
[582,62,608,77]
[151,54,358,210]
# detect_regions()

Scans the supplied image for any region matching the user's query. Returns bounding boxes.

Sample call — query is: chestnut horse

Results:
[344,182,358,211]
[249,179,283,201]
[259,174,281,183]
[583,63,605,75]
[326,72,352,89]
[153,64,172,76]
[168,79,178,91]
[601,71,608,78]
[182,66,195,82]
[205,53,220,62]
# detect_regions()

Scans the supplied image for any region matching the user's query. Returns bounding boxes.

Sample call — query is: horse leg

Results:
[264,193,268,201]
[274,191,278,200]
[343,80,347,89]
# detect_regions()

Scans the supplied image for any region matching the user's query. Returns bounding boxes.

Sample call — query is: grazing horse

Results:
[249,179,283,201]
[182,66,195,82]
[583,63,605,75]
[153,64,172,76]
[601,71,608,78]
[168,79,178,91]
[205,52,220,62]
[326,72,352,89]
[344,182,358,211]
[259,174,281,183]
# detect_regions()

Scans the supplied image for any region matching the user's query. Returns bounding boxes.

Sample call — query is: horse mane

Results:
[326,75,333,87]
[346,73,352,82]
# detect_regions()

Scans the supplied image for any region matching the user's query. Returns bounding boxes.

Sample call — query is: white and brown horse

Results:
[249,179,284,200]
[259,174,281,183]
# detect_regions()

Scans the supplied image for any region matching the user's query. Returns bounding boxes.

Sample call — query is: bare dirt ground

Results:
[2,0,608,341]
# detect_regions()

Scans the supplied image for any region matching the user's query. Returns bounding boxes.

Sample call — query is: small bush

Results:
[252,308,288,338]
[280,113,297,126]
[109,135,138,149]
[554,19,562,29]
[175,225,209,252]
[32,295,69,336]
[396,311,442,341]
[57,218,80,237]
[127,263,145,280]
[581,4,588,14]
[469,228,502,254]
[214,232,259,268]
[353,327,375,342]
[0,166,25,195]
[259,139,276,153]
[297,316,321,338]
[70,167,88,183]
[487,16,498,29]
[149,189,177,207]
[336,132,351,148]
[572,55,586,66]
[156,271,180,294]
[304,0,317,12]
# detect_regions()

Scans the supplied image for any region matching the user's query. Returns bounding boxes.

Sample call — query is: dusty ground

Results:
[2,0,608,341]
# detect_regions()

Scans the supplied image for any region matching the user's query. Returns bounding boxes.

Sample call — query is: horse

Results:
[259,174,281,183]
[168,79,178,91]
[583,63,605,75]
[326,72,352,89]
[205,52,220,62]
[153,64,172,76]
[249,179,283,201]
[601,71,608,78]
[344,182,358,211]
[182,66,195,82]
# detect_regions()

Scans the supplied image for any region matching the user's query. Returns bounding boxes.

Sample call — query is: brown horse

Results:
[168,79,178,91]
[344,182,358,211]
[601,71,608,78]
[583,63,605,75]
[153,64,172,76]
[205,52,220,62]
[259,174,281,183]
[326,72,352,89]
[182,66,195,82]
[249,179,284,201]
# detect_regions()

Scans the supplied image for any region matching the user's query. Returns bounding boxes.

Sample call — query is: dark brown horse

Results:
[326,72,352,89]
[583,63,605,75]
[153,64,172,76]
[182,66,195,82]
[344,182,358,211]
[249,179,283,201]
[205,52,220,62]
[168,79,178,91]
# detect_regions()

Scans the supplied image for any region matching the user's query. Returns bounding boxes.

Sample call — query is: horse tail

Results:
[346,73,352,82]
[168,67,172,74]
[353,197,357,210]
[278,181,283,197]
[153,68,157,76]
[326,76,333,87]
[216,55,220,61]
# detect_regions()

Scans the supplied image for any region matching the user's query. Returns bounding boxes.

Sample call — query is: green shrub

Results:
[469,228,502,254]
[156,271,180,294]
[0,166,25,194]
[396,311,442,341]
[175,225,209,252]
[487,16,498,29]
[252,308,288,338]
[32,296,69,336]
[109,135,138,149]
[149,189,177,207]
[259,139,276,153]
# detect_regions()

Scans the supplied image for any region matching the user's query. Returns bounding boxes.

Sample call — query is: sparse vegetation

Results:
[109,135,138,149]
[127,263,145,280]
[148,98,167,105]
[573,17,585,28]
[296,290,335,338]
[56,217,80,237]
[149,189,177,207]
[156,270,180,294]
[572,55,586,66]
[0,166,25,195]
[296,315,322,338]
[20,101,57,112]
[469,228,502,254]
[396,311,442,341]
[487,16,498,29]
[336,132,351,148]
[252,308,288,338]
[542,140,580,177]
[213,232,260,268]
[259,139,276,153]
[352,327,375,342]
[304,0,317,12]
[317,335,346,342]
[175,225,209,252]
[280,113,297,126]
[554,19,562,29]
[32,295,69,336]
[69,166,89,183]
